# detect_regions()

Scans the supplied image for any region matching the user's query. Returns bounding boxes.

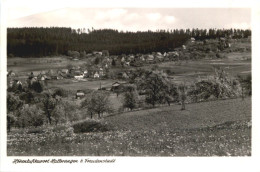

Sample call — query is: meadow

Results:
[7,98,251,156]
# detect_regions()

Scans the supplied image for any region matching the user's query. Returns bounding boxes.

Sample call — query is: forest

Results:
[7,27,251,57]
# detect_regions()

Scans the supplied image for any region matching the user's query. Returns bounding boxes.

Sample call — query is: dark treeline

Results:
[7,27,251,57]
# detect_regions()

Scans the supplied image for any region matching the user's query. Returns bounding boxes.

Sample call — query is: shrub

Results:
[68,50,80,58]
[72,119,112,133]
[30,81,44,93]
[237,74,251,96]
[51,104,66,125]
[123,91,138,111]
[52,88,68,98]
[18,104,45,128]
[188,69,242,102]
[19,91,35,104]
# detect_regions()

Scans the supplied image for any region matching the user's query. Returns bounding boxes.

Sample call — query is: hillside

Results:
[105,98,251,131]
[7,98,251,156]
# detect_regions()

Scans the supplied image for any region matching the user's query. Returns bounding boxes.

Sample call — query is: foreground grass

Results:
[7,98,251,156]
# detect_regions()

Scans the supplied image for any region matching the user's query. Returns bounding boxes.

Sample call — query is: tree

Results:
[161,83,179,106]
[30,81,44,93]
[94,57,100,65]
[7,113,17,132]
[81,91,112,118]
[42,93,57,124]
[19,91,35,104]
[122,84,138,111]
[112,58,116,66]
[52,88,68,98]
[178,83,187,110]
[141,70,169,107]
[51,103,66,125]
[60,100,79,122]
[7,93,23,131]
[18,104,45,127]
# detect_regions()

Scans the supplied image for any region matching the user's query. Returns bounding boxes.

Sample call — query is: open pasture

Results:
[7,98,251,156]
[156,55,251,84]
[7,56,89,74]
[47,79,116,91]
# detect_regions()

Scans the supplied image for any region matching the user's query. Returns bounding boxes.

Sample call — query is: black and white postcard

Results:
[1,0,260,172]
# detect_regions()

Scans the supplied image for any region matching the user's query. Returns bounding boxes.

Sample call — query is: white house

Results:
[74,74,84,80]
[94,72,100,78]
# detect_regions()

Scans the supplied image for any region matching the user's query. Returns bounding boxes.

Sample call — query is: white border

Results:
[1,0,260,172]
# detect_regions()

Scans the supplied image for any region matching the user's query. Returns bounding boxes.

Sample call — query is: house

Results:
[76,90,85,99]
[157,52,162,56]
[122,72,129,79]
[139,55,145,61]
[7,71,16,77]
[121,56,125,63]
[29,77,38,85]
[156,55,164,61]
[61,69,69,74]
[111,82,121,91]
[94,72,100,78]
[99,68,104,76]
[182,45,186,50]
[84,70,88,75]
[129,55,135,61]
[74,74,84,80]
[146,55,154,62]
[168,51,179,57]
[37,74,46,81]
[93,51,102,56]
[9,79,22,87]
[190,37,195,43]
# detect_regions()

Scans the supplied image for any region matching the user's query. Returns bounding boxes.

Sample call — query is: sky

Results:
[6,0,251,31]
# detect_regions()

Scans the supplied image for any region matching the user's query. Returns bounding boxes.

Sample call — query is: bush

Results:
[237,74,251,96]
[68,50,80,58]
[30,81,44,93]
[123,91,138,111]
[18,104,45,128]
[72,119,112,133]
[51,104,66,125]
[188,69,242,102]
[19,91,35,104]
[52,88,68,98]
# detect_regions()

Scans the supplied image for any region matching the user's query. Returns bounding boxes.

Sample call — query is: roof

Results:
[112,82,120,87]
[76,92,85,96]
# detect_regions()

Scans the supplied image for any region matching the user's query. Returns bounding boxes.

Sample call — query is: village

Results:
[7,36,239,100]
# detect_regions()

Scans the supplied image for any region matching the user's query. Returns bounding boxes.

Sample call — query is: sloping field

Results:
[8,98,251,156]
[106,98,251,131]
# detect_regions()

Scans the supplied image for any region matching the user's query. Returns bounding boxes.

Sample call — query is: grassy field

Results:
[47,79,116,91]
[7,98,251,156]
